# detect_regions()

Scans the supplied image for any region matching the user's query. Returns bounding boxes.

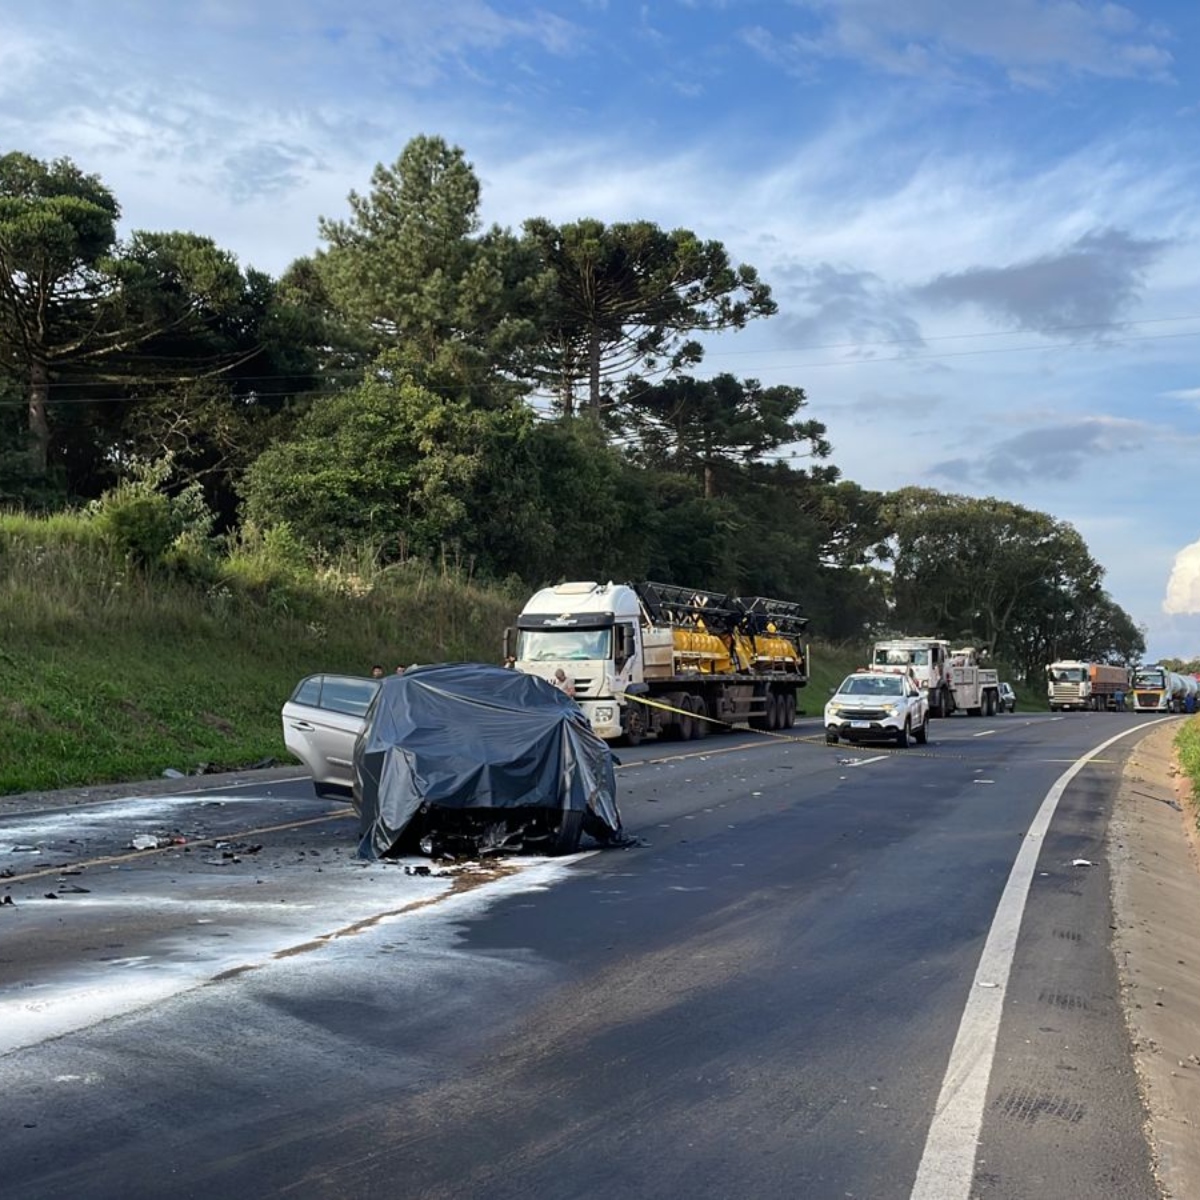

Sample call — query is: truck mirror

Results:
[503,627,515,660]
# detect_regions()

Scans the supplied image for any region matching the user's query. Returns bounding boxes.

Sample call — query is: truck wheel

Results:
[914,713,929,744]
[689,695,709,740]
[784,693,797,728]
[621,704,644,747]
[895,719,910,748]
[548,809,583,855]
[764,692,779,731]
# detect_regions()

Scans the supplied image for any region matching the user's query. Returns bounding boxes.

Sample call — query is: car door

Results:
[282,674,379,795]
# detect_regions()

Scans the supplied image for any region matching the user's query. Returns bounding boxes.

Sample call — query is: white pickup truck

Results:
[824,671,930,747]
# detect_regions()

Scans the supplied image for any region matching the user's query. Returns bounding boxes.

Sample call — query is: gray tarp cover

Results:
[354,663,620,859]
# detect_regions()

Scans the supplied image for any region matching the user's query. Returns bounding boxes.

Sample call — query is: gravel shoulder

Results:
[1111,722,1200,1200]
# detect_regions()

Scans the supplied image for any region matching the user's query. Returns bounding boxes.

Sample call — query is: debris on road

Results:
[161,768,186,779]
[130,834,160,850]
[1,895,14,906]
[1072,858,1095,867]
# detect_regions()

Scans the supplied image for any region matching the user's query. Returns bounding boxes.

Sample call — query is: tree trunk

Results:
[28,358,50,475]
[587,326,601,417]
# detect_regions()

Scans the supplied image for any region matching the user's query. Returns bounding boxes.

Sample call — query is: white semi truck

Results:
[506,580,809,743]
[870,637,1002,718]
[1046,661,1129,711]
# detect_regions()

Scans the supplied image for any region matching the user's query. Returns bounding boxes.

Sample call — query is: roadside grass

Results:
[803,642,871,715]
[1174,717,1200,833]
[0,525,519,794]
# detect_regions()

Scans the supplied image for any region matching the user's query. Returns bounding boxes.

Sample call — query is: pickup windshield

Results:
[518,628,612,662]
[839,675,904,696]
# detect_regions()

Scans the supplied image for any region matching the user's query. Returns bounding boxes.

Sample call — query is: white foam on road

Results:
[909,717,1172,1199]
[0,856,585,1057]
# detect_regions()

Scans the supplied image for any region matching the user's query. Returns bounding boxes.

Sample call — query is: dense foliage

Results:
[0,140,1146,676]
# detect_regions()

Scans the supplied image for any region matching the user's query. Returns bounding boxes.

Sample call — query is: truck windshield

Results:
[518,628,612,662]
[1051,668,1086,683]
[1134,670,1165,688]
[873,648,930,666]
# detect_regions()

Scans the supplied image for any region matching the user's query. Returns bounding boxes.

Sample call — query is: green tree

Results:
[884,488,1105,662]
[521,218,776,417]
[618,373,830,497]
[316,135,542,389]
[0,153,120,473]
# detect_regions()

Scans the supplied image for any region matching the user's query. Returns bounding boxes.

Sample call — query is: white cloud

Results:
[769,0,1175,85]
[1164,538,1200,614]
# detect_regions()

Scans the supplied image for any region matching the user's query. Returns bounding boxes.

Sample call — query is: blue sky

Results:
[3,0,1200,660]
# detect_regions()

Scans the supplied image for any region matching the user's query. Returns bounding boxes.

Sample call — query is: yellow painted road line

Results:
[1,810,355,886]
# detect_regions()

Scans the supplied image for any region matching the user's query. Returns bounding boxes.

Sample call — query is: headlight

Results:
[594,706,614,722]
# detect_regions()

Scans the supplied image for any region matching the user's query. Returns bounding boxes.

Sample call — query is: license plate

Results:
[851,720,871,729]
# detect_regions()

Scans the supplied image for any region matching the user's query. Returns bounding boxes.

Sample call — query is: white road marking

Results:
[971,730,997,738]
[909,717,1172,1200]
[846,755,889,768]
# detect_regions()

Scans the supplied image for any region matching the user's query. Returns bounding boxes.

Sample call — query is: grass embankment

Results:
[1174,719,1200,835]
[0,514,517,794]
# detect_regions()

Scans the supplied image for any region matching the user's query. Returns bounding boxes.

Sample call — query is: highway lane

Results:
[0,711,1172,1198]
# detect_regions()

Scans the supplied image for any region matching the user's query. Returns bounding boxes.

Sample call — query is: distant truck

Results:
[507,580,808,744]
[870,637,1001,717]
[1046,661,1129,712]
[1131,665,1197,713]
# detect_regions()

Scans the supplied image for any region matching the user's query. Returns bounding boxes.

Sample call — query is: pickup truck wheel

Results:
[895,719,910,748]
[825,732,838,745]
[914,714,929,745]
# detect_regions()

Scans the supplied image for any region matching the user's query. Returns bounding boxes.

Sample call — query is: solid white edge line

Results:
[908,716,1173,1200]
[971,730,997,738]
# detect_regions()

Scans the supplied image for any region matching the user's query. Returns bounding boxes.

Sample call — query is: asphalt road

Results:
[0,711,1172,1199]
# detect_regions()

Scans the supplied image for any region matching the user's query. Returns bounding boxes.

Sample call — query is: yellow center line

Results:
[1,809,355,886]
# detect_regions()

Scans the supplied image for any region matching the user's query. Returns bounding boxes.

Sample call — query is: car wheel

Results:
[826,732,839,745]
[914,714,929,745]
[895,719,910,749]
[549,809,583,855]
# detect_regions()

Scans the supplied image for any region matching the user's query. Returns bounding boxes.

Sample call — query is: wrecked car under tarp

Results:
[353,663,622,860]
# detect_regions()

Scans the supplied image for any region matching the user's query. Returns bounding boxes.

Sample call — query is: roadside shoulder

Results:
[1111,722,1200,1199]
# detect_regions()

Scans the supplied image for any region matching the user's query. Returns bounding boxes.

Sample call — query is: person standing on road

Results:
[1115,687,1126,712]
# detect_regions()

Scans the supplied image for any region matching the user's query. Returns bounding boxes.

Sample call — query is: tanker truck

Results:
[1046,661,1130,711]
[505,580,808,743]
[1131,665,1196,713]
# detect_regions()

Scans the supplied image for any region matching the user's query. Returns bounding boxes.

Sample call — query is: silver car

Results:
[282,674,380,797]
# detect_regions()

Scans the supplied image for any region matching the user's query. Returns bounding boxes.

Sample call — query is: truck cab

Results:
[508,582,643,740]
